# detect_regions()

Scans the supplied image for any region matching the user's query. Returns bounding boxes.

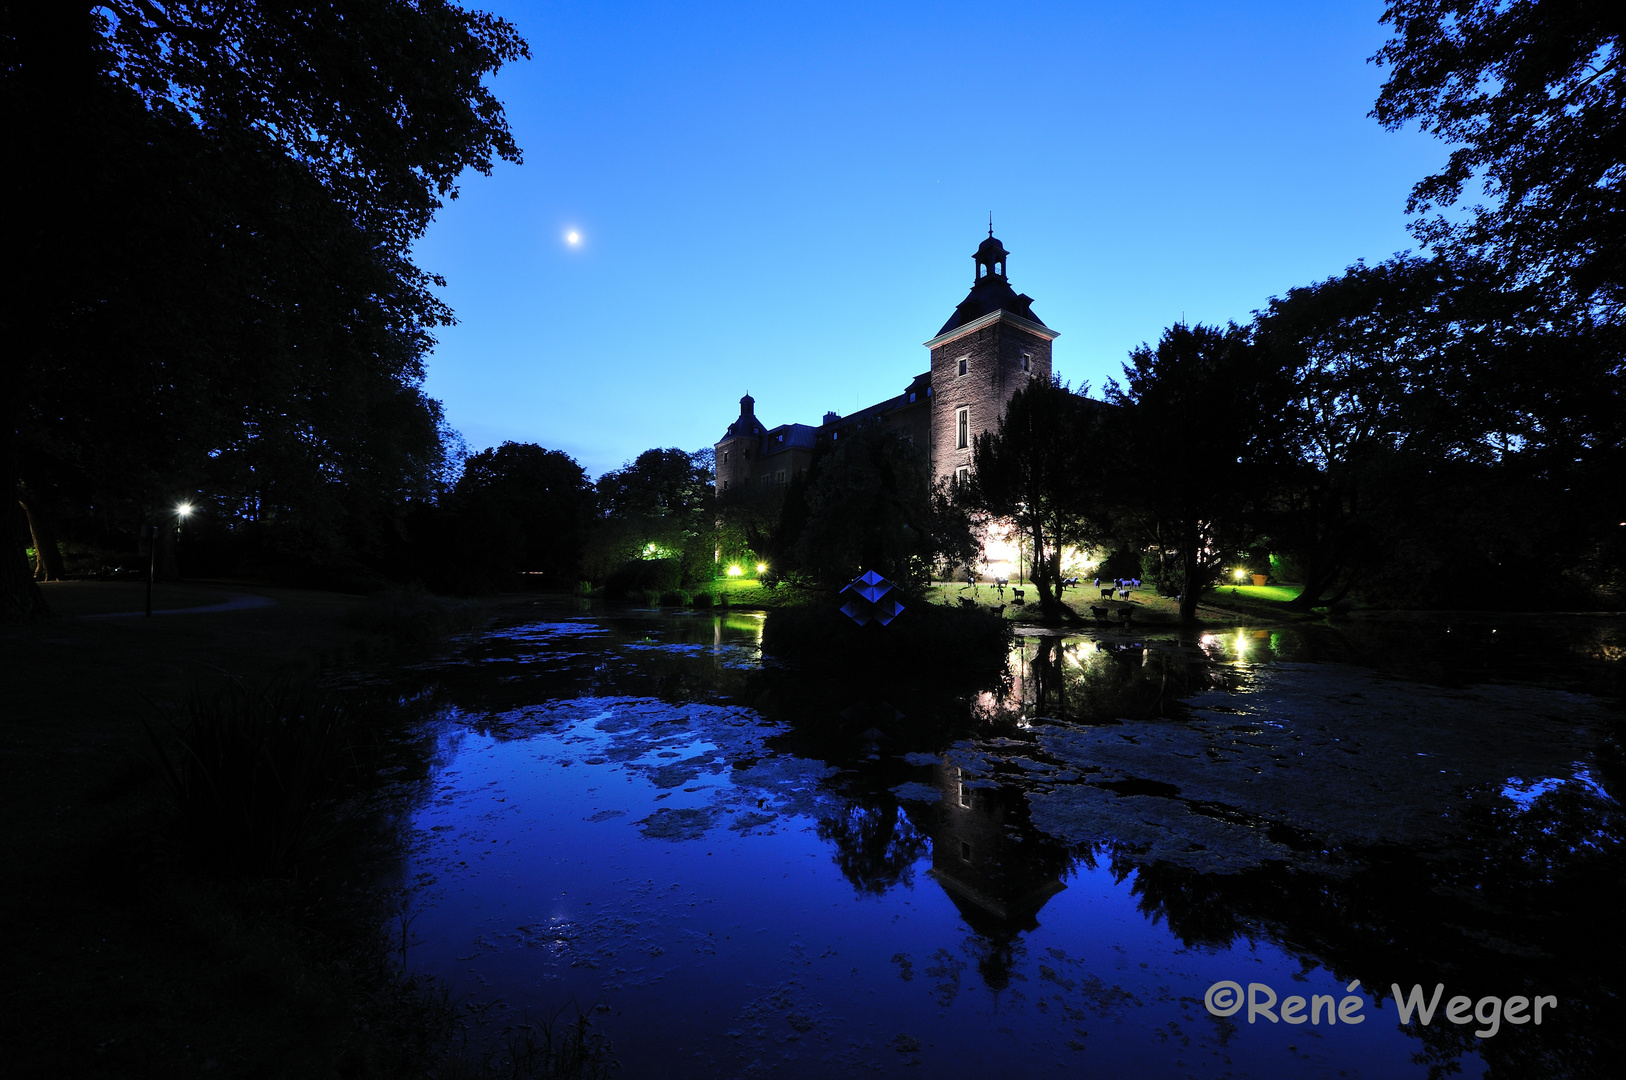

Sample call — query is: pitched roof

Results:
[937,275,1046,337]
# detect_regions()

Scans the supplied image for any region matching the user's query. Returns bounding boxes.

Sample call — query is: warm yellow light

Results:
[726,565,743,577]
[566,230,580,245]
[756,563,767,574]
[1233,568,1247,581]
[177,503,193,517]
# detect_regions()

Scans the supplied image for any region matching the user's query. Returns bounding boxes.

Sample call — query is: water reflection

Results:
[368,603,1624,1078]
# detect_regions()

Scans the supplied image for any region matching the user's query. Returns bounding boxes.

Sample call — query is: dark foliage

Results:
[968,378,1114,620]
[783,426,952,596]
[143,680,360,877]
[438,442,596,592]
[1107,324,1295,624]
[761,602,1011,677]
[1372,0,1624,318]
[2,3,527,614]
[588,448,716,585]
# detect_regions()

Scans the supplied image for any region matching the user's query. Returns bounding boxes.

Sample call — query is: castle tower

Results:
[715,394,765,494]
[925,229,1056,486]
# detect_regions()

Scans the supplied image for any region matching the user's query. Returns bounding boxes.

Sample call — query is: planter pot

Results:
[1251,574,1267,587]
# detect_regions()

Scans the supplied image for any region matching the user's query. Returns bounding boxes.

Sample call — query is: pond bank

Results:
[0,582,581,1079]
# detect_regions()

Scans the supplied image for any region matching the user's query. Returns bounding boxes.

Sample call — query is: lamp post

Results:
[147,502,194,617]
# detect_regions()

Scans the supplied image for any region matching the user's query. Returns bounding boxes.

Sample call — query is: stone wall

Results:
[929,320,1053,485]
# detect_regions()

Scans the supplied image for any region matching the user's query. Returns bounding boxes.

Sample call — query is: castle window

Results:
[909,391,916,402]
[761,475,771,488]
[722,480,730,490]
[960,840,972,860]
[776,433,783,443]
[1022,352,1031,373]
[956,407,969,449]
[955,465,970,487]
[723,451,729,463]
[775,469,786,485]
[956,357,968,377]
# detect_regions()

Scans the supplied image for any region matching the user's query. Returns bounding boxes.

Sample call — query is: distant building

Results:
[714,229,1057,496]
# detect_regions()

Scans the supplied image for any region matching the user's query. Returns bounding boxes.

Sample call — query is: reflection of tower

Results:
[927,757,1067,930]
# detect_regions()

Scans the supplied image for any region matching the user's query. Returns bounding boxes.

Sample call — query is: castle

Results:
[714,229,1057,495]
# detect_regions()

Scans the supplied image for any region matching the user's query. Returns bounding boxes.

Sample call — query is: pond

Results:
[378,602,1624,1078]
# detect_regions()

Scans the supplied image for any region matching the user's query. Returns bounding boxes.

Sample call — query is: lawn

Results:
[693,576,814,609]
[1219,583,1303,603]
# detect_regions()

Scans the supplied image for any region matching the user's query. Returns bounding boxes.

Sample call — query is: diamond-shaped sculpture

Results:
[840,570,904,626]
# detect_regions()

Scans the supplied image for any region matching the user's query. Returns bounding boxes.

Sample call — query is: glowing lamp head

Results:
[756,563,767,574]
[726,565,743,577]
[177,503,194,518]
[1233,568,1247,581]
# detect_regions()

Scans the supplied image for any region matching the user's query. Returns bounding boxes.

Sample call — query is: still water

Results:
[381,603,1623,1078]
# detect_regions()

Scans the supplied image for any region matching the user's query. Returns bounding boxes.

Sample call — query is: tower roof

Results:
[937,231,1045,336]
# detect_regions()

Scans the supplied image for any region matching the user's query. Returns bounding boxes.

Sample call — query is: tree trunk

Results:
[2,471,51,621]
[20,497,66,581]
[1287,559,1343,610]
[1179,520,1200,625]
[1033,520,1061,621]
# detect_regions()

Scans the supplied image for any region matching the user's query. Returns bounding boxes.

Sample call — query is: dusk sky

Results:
[412,1,1447,479]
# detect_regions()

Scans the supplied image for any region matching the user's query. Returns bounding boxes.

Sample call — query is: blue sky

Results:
[413,1,1445,479]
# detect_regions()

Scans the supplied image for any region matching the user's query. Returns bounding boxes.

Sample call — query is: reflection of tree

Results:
[1117,779,1624,1080]
[817,799,929,895]
[1015,636,1219,721]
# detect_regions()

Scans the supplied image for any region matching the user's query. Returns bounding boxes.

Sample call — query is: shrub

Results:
[343,586,488,644]
[658,589,691,606]
[691,592,713,608]
[761,601,1010,678]
[602,557,683,600]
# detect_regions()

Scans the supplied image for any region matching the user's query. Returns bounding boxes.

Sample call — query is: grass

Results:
[143,679,358,877]
[690,576,816,610]
[926,579,1325,626]
[1220,583,1302,603]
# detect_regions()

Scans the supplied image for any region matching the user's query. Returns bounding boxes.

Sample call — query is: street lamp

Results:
[147,502,196,617]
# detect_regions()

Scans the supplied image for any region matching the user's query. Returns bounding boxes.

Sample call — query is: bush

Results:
[658,588,692,606]
[692,592,713,608]
[343,586,488,644]
[602,557,683,600]
[761,601,1010,678]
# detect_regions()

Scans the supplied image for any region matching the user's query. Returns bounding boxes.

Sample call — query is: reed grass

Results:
[142,679,359,877]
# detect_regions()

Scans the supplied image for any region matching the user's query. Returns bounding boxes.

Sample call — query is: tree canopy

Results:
[969,378,1109,620]
[3,2,528,614]
[1107,324,1294,624]
[1372,0,1624,317]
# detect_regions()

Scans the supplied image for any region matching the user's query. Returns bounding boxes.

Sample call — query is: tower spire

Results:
[988,211,993,238]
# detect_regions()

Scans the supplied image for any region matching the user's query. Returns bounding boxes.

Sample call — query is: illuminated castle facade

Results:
[714,229,1057,497]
